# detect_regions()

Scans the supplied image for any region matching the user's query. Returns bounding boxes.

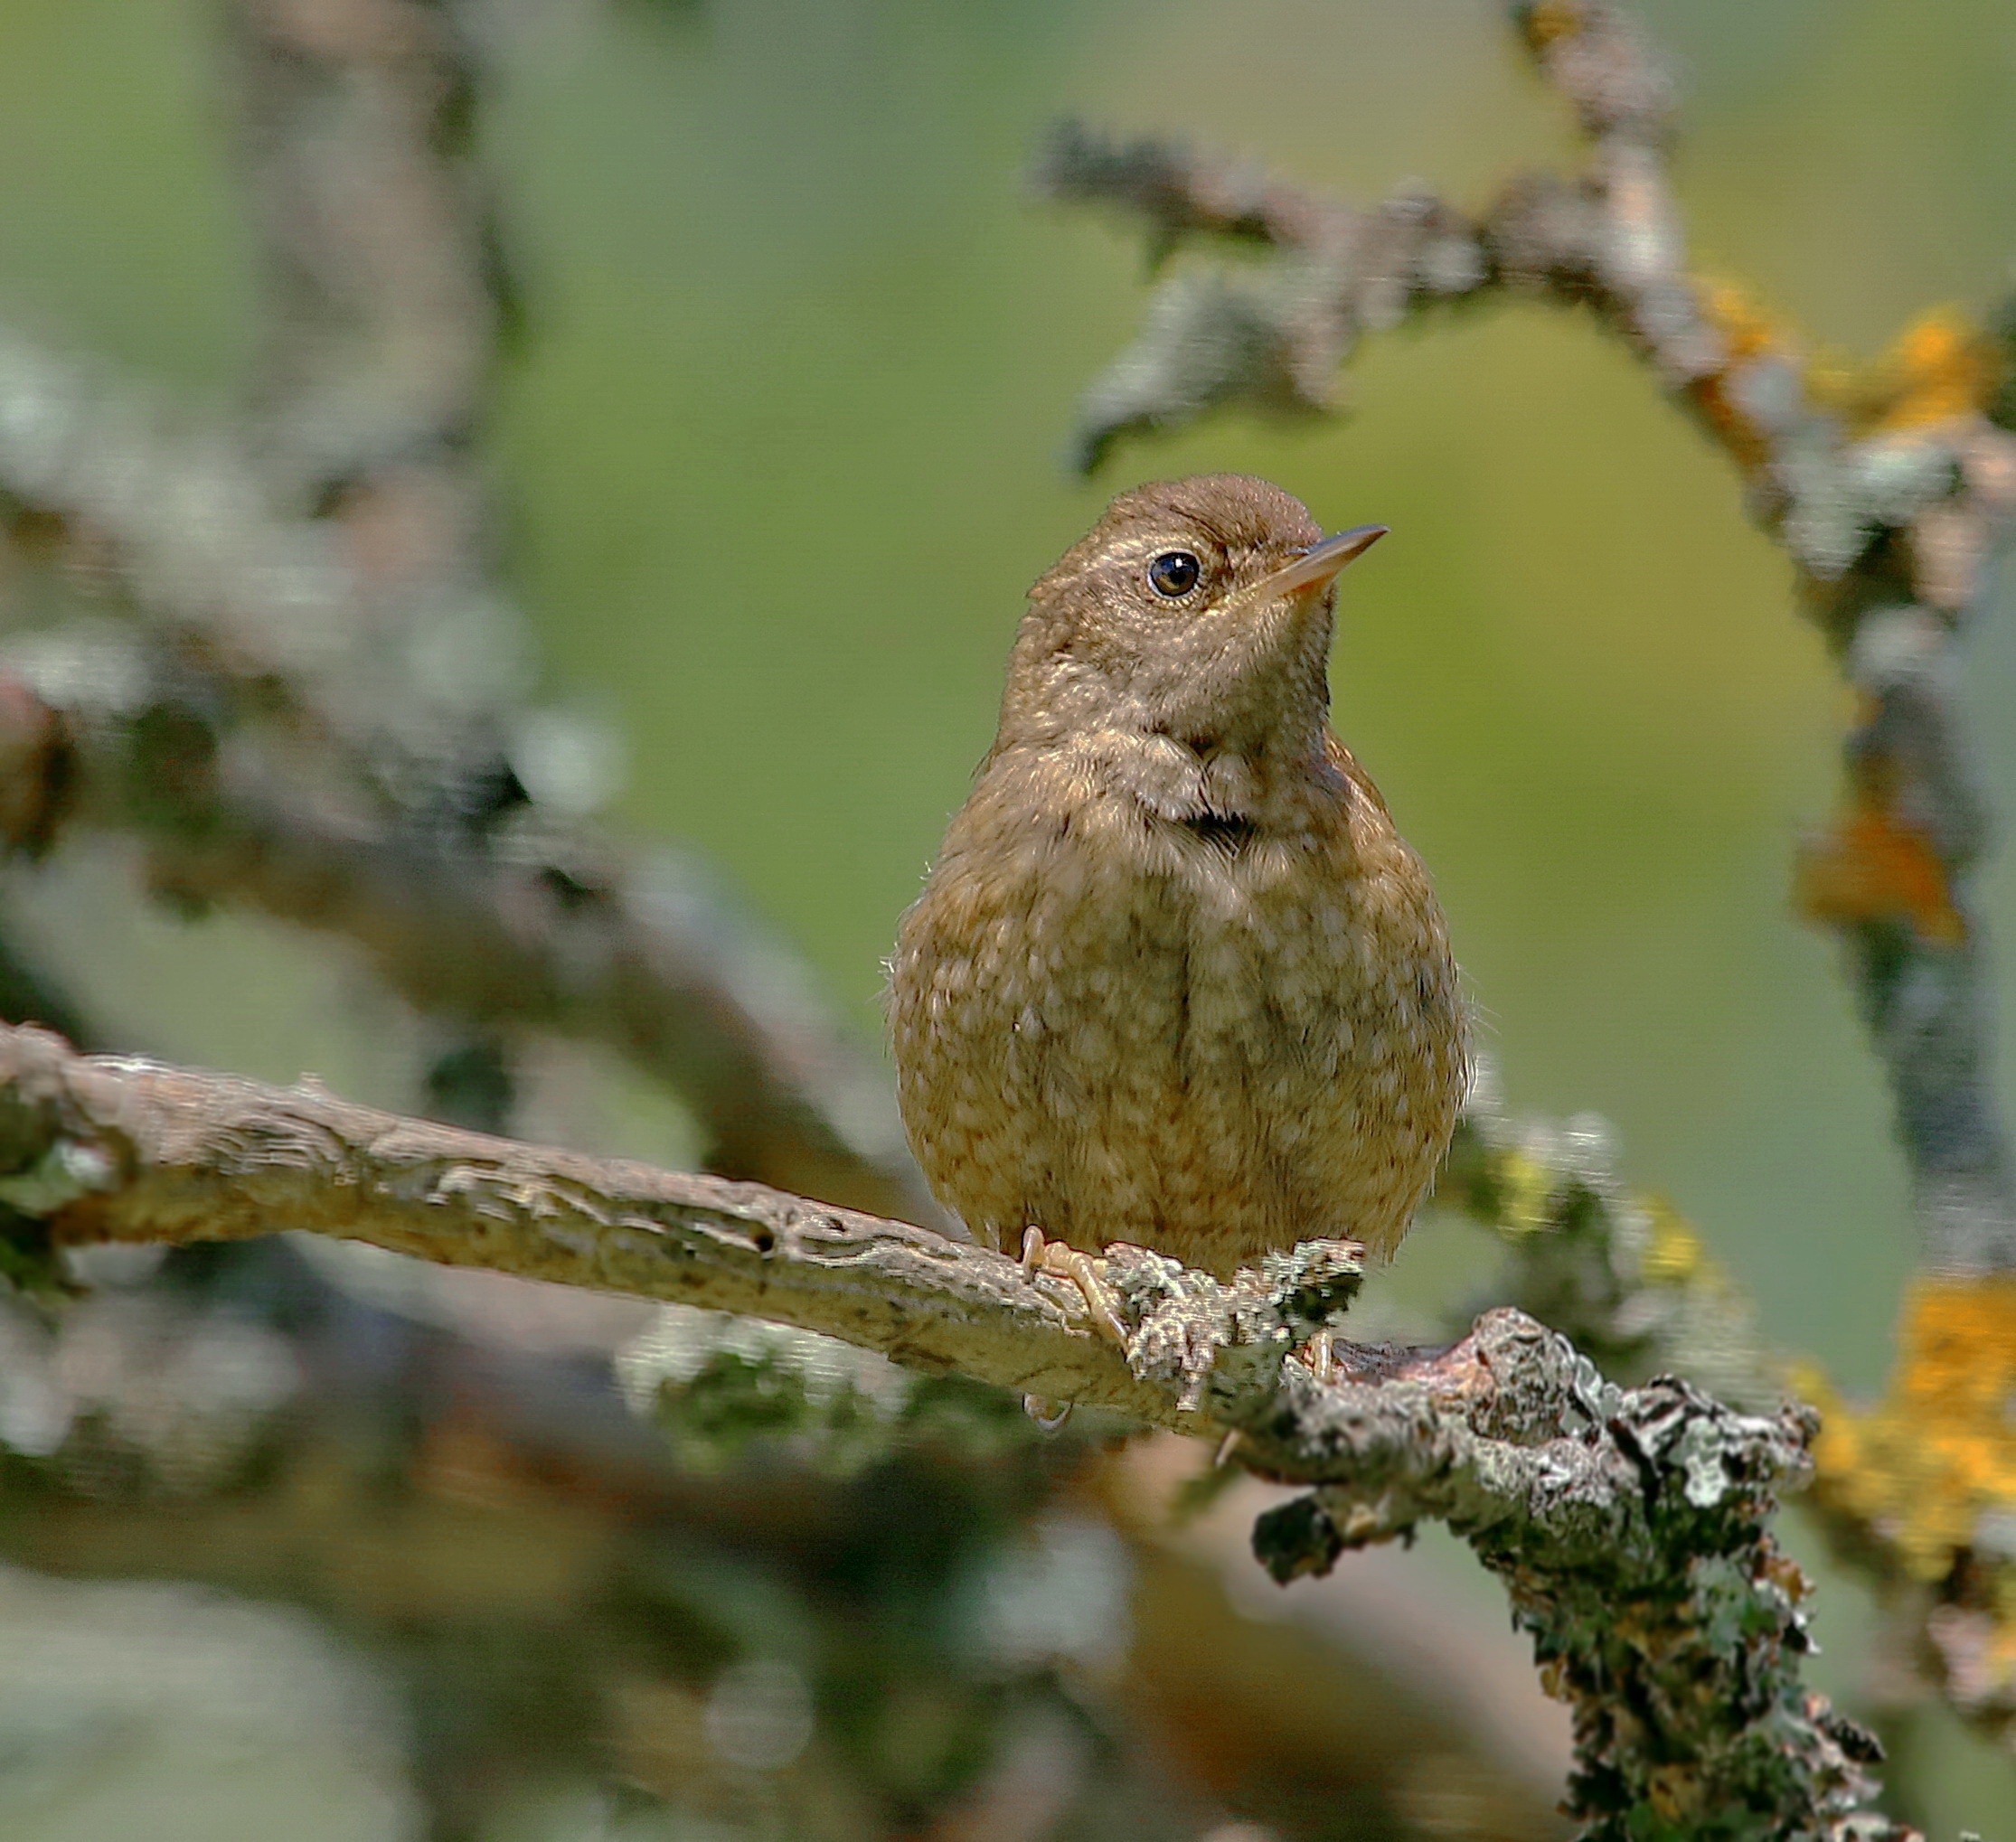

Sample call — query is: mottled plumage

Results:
[889,475,1465,1280]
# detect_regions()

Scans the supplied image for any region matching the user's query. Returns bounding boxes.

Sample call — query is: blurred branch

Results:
[0,1234,1236,1841]
[0,1020,1906,1838]
[0,0,934,1219]
[0,330,928,1220]
[1103,1437,1571,1839]
[221,0,526,781]
[0,636,922,1215]
[227,0,525,1136]
[230,0,511,499]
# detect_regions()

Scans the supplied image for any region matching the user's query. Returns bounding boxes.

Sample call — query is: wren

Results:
[888,475,1465,1334]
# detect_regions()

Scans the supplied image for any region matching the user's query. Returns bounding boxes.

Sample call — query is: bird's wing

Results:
[1322,730,1393,818]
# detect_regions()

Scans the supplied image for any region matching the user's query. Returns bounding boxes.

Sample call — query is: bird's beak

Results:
[1254,524,1389,600]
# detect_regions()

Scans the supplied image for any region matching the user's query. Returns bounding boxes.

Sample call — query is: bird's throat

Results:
[1094,722,1322,843]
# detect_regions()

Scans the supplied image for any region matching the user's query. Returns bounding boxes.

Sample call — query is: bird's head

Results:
[998,474,1384,757]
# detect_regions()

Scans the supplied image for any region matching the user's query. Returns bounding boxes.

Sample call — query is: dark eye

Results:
[1147,550,1201,597]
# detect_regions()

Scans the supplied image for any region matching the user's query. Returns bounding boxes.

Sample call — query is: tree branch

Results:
[0,1020,1904,1837]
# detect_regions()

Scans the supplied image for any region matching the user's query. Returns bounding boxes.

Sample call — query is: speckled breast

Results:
[890,783,1466,1279]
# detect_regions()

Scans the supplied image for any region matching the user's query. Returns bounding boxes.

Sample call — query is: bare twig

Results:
[0,1021,1904,1837]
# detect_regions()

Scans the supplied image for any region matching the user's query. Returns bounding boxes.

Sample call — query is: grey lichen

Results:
[1107,1236,1362,1414]
[1241,1320,1898,1842]
[1064,266,1340,475]
[0,1096,119,1302]
[0,1135,118,1217]
[618,1304,918,1473]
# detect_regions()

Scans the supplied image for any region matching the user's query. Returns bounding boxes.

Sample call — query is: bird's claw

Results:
[1020,1226,1128,1345]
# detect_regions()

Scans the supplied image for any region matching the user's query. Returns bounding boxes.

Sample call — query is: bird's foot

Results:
[1302,1328,1338,1386]
[1020,1226,1128,1345]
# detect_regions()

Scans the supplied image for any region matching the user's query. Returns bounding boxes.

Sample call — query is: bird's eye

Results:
[1147,550,1201,597]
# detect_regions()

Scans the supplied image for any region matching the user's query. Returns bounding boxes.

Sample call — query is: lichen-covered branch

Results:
[1242,1342,1886,1841]
[0,1020,1905,1837]
[1030,121,1485,474]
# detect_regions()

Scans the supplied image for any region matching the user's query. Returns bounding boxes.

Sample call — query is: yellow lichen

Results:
[1809,306,2002,437]
[1521,2,1588,53]
[1640,1198,1706,1283]
[1794,790,1966,947]
[1696,277,1787,369]
[1684,293,2002,491]
[1807,1277,2016,1584]
[1492,1144,1561,1236]
[1688,277,1804,474]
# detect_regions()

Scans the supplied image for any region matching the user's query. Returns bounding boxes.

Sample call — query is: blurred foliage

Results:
[617,1304,1069,1475]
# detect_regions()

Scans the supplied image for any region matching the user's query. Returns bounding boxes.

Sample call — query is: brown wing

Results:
[1323,729,1393,819]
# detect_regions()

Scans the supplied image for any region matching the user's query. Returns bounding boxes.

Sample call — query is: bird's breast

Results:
[890,747,1465,1272]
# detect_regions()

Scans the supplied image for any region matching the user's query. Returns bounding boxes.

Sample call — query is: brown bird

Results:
[888,475,1465,1334]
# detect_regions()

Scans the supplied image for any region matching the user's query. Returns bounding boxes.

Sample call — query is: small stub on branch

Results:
[1107,1236,1364,1415]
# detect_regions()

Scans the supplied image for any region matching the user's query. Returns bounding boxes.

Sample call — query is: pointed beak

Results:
[1254,523,1389,599]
